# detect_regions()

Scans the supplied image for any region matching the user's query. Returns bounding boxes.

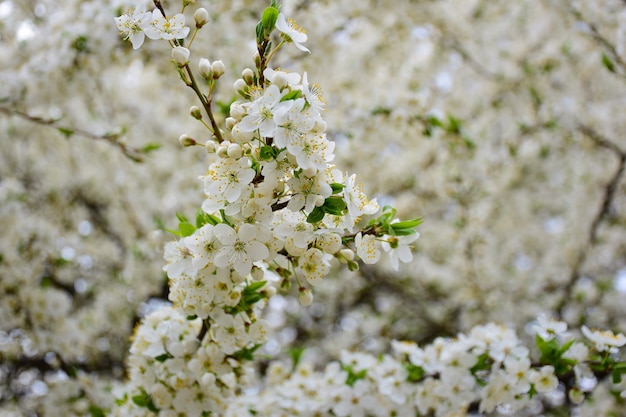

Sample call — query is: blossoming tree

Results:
[1,0,626,416]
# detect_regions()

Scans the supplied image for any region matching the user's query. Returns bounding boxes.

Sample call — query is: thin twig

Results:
[0,105,148,162]
[557,125,626,317]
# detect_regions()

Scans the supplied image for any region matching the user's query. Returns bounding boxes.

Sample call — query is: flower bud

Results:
[227,143,243,159]
[254,52,261,68]
[217,144,229,158]
[568,388,585,405]
[190,106,202,120]
[298,287,313,306]
[171,46,190,67]
[242,68,255,85]
[234,79,248,96]
[251,267,264,282]
[199,58,212,79]
[179,134,196,147]
[272,72,288,89]
[211,60,225,79]
[230,102,246,120]
[263,286,277,298]
[339,248,355,262]
[205,140,217,153]
[231,124,255,143]
[194,8,209,28]
[225,117,237,130]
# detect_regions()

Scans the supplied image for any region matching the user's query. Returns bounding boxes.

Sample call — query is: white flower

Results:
[529,365,558,393]
[531,314,568,341]
[238,84,286,137]
[273,98,315,149]
[115,8,152,49]
[381,233,419,270]
[581,325,626,353]
[144,9,190,41]
[311,230,342,254]
[275,13,310,53]
[203,157,256,203]
[344,173,378,219]
[211,309,247,354]
[332,380,378,417]
[286,172,332,213]
[288,132,335,172]
[163,239,196,279]
[301,72,326,119]
[213,223,269,276]
[263,68,301,89]
[355,232,380,264]
[299,248,330,286]
[186,224,220,270]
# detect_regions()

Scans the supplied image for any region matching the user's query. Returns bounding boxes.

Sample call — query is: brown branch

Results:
[0,105,149,162]
[557,125,626,317]
[569,6,626,80]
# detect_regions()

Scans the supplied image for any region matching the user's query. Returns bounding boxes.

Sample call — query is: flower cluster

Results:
[225,319,626,417]
[109,2,626,417]
[113,2,421,415]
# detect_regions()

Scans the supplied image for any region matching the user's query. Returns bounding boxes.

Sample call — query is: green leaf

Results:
[405,363,425,383]
[231,344,263,361]
[255,20,264,45]
[259,145,277,160]
[154,353,173,362]
[306,206,325,223]
[261,5,279,38]
[529,86,542,108]
[445,115,462,134]
[389,217,423,230]
[58,127,74,138]
[246,280,267,292]
[612,364,626,384]
[536,335,561,365]
[72,35,89,53]
[558,339,576,356]
[342,364,367,387]
[602,53,616,73]
[280,89,302,102]
[196,210,220,228]
[40,276,53,288]
[471,353,491,372]
[141,142,161,154]
[288,347,306,368]
[322,197,347,216]
[89,404,105,417]
[347,260,359,271]
[165,228,182,237]
[371,106,392,116]
[330,183,345,194]
[176,212,189,223]
[131,391,157,411]
[178,222,196,237]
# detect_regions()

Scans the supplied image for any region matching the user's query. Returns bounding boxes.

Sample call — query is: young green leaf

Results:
[307,206,325,223]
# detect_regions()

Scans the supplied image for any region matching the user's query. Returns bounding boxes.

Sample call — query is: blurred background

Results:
[1,0,625,415]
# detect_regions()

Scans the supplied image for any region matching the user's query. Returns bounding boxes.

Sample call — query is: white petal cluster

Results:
[115,7,190,49]
[223,322,563,417]
[116,306,257,417]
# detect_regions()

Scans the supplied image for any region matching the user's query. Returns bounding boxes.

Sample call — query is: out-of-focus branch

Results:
[557,125,626,317]
[569,6,626,80]
[0,105,153,162]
